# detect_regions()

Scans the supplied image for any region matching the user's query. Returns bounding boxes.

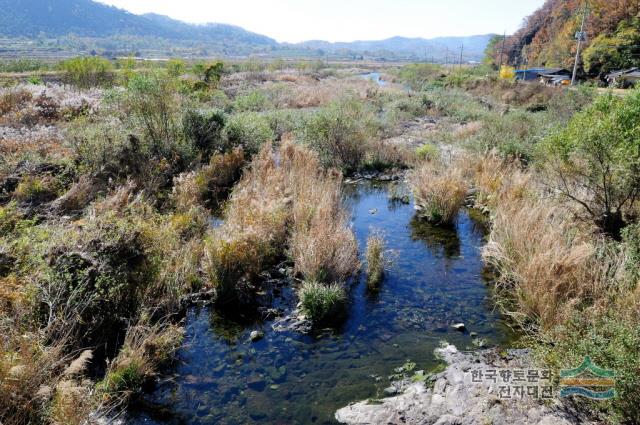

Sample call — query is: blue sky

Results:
[98,0,546,43]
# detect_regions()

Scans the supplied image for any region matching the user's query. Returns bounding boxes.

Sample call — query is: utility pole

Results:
[498,31,506,70]
[444,47,449,67]
[571,1,589,85]
[459,44,464,69]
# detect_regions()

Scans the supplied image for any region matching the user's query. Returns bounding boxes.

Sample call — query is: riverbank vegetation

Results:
[1,56,639,423]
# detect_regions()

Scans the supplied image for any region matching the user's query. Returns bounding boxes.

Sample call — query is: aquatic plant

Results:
[299,281,347,325]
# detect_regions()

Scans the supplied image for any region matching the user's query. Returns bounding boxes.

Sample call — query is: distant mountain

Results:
[0,0,492,60]
[293,35,495,61]
[0,0,276,45]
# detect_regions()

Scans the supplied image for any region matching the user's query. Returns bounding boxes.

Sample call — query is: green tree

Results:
[538,91,640,236]
[583,19,640,77]
[483,34,506,70]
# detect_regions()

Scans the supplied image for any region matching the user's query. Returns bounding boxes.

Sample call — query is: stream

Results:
[131,181,514,425]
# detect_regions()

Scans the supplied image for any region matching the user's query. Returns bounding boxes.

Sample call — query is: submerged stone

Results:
[451,323,465,332]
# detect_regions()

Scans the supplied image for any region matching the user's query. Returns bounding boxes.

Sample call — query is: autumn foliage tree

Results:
[497,0,640,72]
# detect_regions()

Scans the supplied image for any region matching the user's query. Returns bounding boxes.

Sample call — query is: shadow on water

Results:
[131,181,515,425]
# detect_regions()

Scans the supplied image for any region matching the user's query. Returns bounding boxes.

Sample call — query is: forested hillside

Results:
[486,0,640,77]
[0,0,277,54]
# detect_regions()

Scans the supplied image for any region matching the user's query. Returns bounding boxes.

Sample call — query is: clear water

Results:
[132,182,514,425]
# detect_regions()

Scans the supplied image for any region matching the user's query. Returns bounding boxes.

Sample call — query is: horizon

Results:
[97,0,546,43]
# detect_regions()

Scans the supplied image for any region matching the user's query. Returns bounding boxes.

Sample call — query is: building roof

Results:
[606,68,640,79]
[516,68,570,75]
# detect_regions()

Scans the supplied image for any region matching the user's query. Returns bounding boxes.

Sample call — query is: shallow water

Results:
[132,182,514,425]
[361,72,387,86]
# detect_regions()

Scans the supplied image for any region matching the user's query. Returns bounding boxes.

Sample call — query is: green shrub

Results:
[234,90,270,112]
[298,98,379,171]
[99,359,147,397]
[166,59,186,78]
[118,72,196,173]
[299,281,347,325]
[415,144,440,161]
[472,111,552,163]
[182,109,227,159]
[263,108,306,140]
[0,202,34,237]
[59,56,113,88]
[398,64,443,90]
[224,112,274,156]
[422,88,488,122]
[0,59,49,73]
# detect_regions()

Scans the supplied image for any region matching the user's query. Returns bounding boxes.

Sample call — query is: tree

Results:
[538,91,640,237]
[583,18,640,77]
[483,34,506,69]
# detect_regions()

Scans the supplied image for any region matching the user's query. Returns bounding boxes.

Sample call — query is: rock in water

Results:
[451,323,465,332]
[250,330,264,342]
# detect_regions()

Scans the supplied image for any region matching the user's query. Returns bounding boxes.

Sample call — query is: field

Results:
[1,57,639,424]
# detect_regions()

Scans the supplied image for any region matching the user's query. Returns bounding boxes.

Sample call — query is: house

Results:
[515,67,570,83]
[605,68,640,88]
[515,68,546,81]
[538,69,571,85]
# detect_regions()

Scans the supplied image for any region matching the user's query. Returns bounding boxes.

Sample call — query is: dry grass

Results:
[202,141,359,304]
[467,155,620,331]
[483,198,601,330]
[366,232,386,289]
[409,160,468,225]
[202,144,289,303]
[171,148,246,212]
[99,321,183,408]
[282,141,359,283]
[0,335,67,425]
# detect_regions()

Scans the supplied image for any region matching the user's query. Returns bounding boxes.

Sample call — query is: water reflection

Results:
[410,216,461,259]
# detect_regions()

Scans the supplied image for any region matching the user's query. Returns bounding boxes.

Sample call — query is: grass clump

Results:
[415,144,440,162]
[299,281,347,325]
[98,322,183,406]
[409,161,467,226]
[366,232,386,290]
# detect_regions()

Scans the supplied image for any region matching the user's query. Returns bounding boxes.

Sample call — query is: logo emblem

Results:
[560,357,616,400]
